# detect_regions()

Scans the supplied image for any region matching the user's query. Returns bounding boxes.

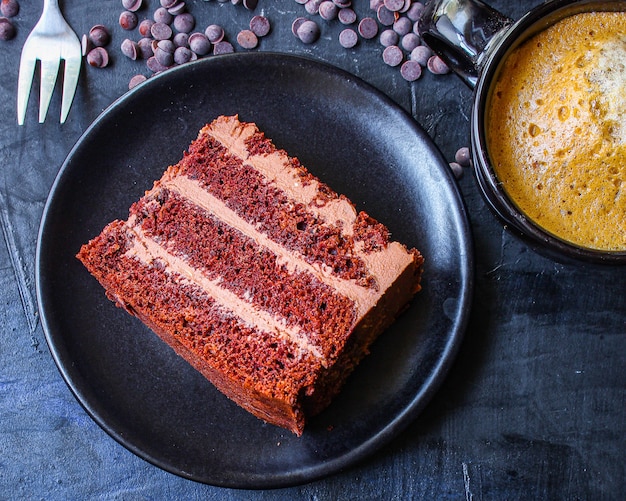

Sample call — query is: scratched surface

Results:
[1,0,625,499]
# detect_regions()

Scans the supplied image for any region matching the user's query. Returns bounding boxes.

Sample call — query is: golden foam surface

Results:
[487,11,626,251]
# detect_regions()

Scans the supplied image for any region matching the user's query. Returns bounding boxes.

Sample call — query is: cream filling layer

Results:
[202,115,358,235]
[198,115,416,297]
[124,223,325,362]
[160,175,408,317]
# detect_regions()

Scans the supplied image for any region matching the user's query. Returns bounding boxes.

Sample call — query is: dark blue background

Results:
[1,0,624,498]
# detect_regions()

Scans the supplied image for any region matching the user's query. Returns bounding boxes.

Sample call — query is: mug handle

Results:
[418,0,513,88]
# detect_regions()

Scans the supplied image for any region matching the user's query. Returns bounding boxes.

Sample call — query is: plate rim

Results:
[35,52,475,488]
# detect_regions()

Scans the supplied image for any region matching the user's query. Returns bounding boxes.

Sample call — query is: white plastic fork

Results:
[17,0,82,125]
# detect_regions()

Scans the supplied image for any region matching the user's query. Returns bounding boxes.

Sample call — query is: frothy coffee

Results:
[486,11,626,251]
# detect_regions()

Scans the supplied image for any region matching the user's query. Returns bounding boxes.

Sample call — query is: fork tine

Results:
[38,58,61,123]
[60,57,80,124]
[17,53,37,126]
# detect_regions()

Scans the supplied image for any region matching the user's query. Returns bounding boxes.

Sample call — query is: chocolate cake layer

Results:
[77,115,424,436]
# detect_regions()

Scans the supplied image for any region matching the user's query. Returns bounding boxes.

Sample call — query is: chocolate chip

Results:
[337,8,356,25]
[382,45,403,66]
[339,28,358,49]
[213,40,234,55]
[358,17,378,39]
[296,20,320,44]
[173,12,195,33]
[119,11,138,31]
[400,60,422,81]
[379,29,399,47]
[139,19,155,37]
[401,32,420,52]
[291,17,308,38]
[137,37,154,59]
[151,22,173,41]
[237,29,258,49]
[0,0,19,18]
[128,74,147,89]
[449,162,464,179]
[205,24,224,43]
[376,5,395,26]
[153,7,173,24]
[87,47,109,68]
[173,32,189,48]
[249,15,270,37]
[319,1,338,21]
[455,147,471,167]
[427,55,450,75]
[188,32,211,55]
[89,25,111,47]
[174,46,195,64]
[0,17,15,40]
[121,38,139,60]
[168,2,187,16]
[122,0,143,12]
[383,0,405,12]
[410,45,432,66]
[393,16,412,36]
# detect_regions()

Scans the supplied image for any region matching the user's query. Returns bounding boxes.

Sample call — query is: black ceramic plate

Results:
[36,53,473,488]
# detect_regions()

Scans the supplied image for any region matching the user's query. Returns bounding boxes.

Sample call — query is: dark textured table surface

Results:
[1,0,624,499]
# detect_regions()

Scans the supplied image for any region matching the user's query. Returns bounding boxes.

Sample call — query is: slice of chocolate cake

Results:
[77,115,423,436]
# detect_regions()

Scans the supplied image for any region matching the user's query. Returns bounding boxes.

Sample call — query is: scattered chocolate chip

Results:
[401,32,420,52]
[379,29,399,47]
[358,17,378,39]
[122,0,143,12]
[81,34,92,56]
[205,24,224,43]
[410,44,432,66]
[305,0,322,15]
[455,146,471,167]
[338,28,358,49]
[151,21,173,41]
[174,45,195,64]
[213,40,234,55]
[188,32,211,55]
[121,38,139,60]
[382,44,403,66]
[137,37,154,59]
[384,0,405,12]
[128,74,147,89]
[427,54,450,75]
[89,25,111,47]
[291,17,308,38]
[243,0,258,10]
[119,10,138,30]
[393,16,412,36]
[337,8,356,25]
[400,59,422,81]
[296,20,320,44]
[319,1,338,21]
[0,17,15,40]
[249,15,270,37]
[173,12,195,33]
[173,32,189,47]
[146,55,168,73]
[449,161,464,179]
[87,47,109,68]
[236,29,258,49]
[138,19,155,37]
[376,5,395,26]
[168,2,187,16]
[0,0,19,18]
[153,7,173,24]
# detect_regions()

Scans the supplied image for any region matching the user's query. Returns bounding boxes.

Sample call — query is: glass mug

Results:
[419,0,626,265]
